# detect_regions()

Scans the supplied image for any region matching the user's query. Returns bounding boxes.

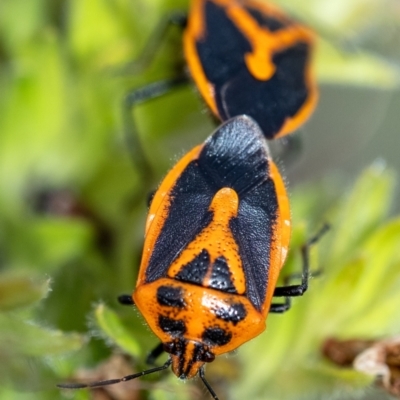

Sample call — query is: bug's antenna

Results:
[57,359,172,389]
[199,366,219,400]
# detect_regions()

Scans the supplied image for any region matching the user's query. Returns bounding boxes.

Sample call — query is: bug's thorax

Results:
[167,187,246,294]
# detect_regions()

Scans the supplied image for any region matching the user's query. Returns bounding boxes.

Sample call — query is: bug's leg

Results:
[270,224,330,313]
[199,367,219,400]
[269,296,291,313]
[118,294,135,306]
[115,11,187,75]
[146,342,165,366]
[119,12,189,186]
[57,359,172,390]
[123,75,190,182]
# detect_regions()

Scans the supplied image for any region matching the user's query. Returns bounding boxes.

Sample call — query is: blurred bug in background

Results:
[123,0,318,182]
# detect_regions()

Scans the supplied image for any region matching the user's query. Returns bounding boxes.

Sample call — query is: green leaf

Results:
[68,0,133,64]
[94,303,142,358]
[26,219,95,268]
[0,273,50,311]
[327,164,394,266]
[340,218,400,337]
[0,314,85,357]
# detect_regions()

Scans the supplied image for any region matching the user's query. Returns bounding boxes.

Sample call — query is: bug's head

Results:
[163,338,215,379]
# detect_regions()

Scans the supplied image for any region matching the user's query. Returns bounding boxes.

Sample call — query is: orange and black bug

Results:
[125,0,318,174]
[184,0,318,139]
[58,115,328,399]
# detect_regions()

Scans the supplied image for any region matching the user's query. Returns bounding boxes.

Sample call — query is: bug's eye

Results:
[200,350,215,363]
[163,341,185,356]
[163,342,176,354]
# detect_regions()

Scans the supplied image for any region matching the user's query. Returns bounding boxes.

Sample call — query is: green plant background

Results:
[1,0,400,399]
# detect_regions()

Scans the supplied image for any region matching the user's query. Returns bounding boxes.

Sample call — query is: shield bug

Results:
[58,115,327,399]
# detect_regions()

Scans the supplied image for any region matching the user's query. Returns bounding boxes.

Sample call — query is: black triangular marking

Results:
[175,249,210,285]
[209,256,237,293]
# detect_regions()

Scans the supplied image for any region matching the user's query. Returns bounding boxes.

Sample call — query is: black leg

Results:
[270,224,330,313]
[146,342,165,366]
[114,12,187,76]
[269,297,291,313]
[118,294,134,306]
[118,11,189,185]
[122,75,190,181]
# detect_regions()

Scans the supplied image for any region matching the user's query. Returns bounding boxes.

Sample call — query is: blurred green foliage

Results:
[0,0,399,399]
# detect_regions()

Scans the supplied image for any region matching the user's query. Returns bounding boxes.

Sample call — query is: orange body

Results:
[133,115,290,379]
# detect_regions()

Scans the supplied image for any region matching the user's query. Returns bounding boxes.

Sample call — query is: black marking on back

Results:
[246,6,288,32]
[197,0,310,138]
[145,117,270,284]
[144,163,214,283]
[197,1,252,107]
[214,302,247,325]
[175,249,210,285]
[219,44,309,138]
[157,285,186,308]
[209,256,237,293]
[202,326,232,346]
[159,316,186,337]
[230,178,279,311]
